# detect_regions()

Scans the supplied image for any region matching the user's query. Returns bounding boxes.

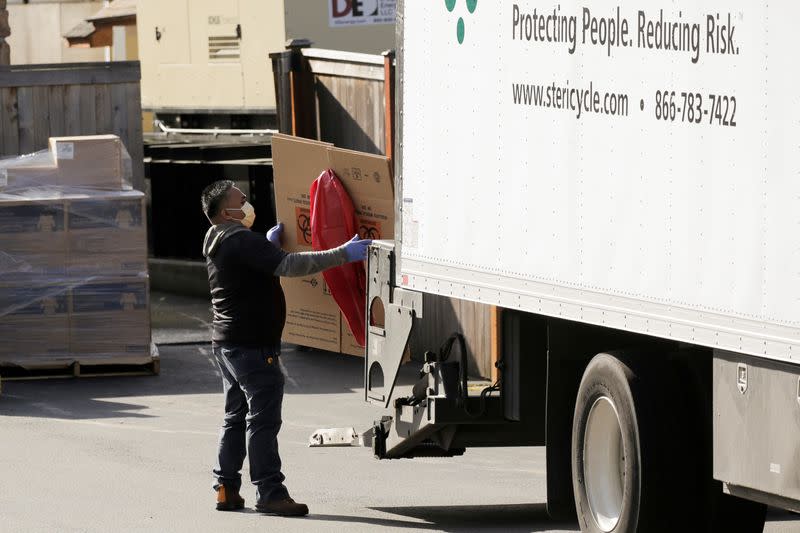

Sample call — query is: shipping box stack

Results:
[0,135,153,373]
[271,134,394,356]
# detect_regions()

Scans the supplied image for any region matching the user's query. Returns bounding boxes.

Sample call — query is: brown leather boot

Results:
[255,497,309,516]
[215,485,245,511]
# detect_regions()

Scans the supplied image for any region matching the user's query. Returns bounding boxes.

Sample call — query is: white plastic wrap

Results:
[0,135,153,368]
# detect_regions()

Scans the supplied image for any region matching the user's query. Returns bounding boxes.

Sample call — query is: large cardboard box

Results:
[272,134,394,356]
[0,196,68,281]
[49,135,129,190]
[67,191,148,277]
[0,163,60,190]
[271,136,341,352]
[271,136,332,253]
[0,283,70,364]
[341,320,366,357]
[282,274,341,353]
[0,135,128,191]
[69,278,152,363]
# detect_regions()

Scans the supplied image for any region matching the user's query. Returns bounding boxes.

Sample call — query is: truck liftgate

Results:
[310,241,543,459]
[366,241,550,458]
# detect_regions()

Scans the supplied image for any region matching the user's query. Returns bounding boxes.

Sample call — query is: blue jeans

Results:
[212,343,288,503]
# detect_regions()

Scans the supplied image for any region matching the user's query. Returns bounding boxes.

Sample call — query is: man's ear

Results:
[219,208,234,222]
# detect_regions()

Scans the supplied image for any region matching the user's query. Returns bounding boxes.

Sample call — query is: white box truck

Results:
[321,1,800,531]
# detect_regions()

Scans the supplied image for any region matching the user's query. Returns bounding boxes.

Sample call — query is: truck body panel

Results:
[397,1,800,365]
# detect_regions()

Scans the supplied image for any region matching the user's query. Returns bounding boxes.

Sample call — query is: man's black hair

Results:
[201,180,235,220]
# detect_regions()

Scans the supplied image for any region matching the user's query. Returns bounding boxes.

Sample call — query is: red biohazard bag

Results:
[309,169,367,347]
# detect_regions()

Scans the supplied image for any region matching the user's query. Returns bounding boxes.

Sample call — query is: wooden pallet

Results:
[0,356,160,381]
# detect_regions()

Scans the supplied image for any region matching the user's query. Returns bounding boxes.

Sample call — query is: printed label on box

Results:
[72,282,148,313]
[0,287,69,317]
[55,142,75,160]
[300,276,331,296]
[0,204,65,233]
[69,199,143,230]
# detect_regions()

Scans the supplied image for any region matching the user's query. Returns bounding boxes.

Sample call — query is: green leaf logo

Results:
[445,0,478,44]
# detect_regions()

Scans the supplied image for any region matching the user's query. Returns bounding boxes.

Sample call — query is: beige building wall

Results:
[137,0,285,111]
[241,0,285,111]
[111,24,138,61]
[284,0,395,54]
[124,21,138,59]
[7,0,104,64]
[137,0,396,112]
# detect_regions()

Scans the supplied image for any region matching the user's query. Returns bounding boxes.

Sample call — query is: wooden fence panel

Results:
[124,82,144,188]
[409,295,495,380]
[315,75,386,156]
[0,62,144,191]
[0,87,18,156]
[31,85,50,149]
[94,84,112,138]
[79,85,97,135]
[16,86,34,154]
[63,85,82,136]
[286,49,388,156]
[314,76,386,155]
[48,85,66,137]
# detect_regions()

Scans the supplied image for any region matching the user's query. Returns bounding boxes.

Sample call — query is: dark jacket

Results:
[203,223,288,348]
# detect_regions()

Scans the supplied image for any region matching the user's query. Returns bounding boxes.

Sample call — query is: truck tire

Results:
[571,353,669,533]
[571,352,767,533]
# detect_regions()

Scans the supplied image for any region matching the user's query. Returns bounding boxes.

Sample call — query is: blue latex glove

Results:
[343,234,372,262]
[267,222,284,247]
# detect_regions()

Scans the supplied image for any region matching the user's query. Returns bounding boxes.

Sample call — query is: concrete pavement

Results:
[0,343,573,533]
[0,292,797,532]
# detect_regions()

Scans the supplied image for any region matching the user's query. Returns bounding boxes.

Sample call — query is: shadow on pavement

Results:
[150,291,213,345]
[0,340,419,420]
[0,394,156,420]
[0,344,220,420]
[302,503,578,532]
[279,345,422,396]
[303,504,800,532]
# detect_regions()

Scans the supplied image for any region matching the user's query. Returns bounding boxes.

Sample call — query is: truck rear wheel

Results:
[571,353,667,533]
[571,352,767,533]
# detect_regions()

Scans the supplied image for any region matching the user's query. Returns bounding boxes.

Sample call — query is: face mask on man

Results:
[226,201,256,229]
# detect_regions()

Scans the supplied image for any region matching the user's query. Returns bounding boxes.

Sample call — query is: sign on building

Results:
[329,0,396,27]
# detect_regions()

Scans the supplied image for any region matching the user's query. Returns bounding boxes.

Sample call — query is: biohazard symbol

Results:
[359,225,380,240]
[295,206,312,246]
[358,218,382,240]
[445,0,478,44]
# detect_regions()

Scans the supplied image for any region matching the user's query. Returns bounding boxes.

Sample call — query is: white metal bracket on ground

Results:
[308,427,374,448]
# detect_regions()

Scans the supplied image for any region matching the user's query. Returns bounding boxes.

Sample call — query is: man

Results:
[200,180,371,516]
